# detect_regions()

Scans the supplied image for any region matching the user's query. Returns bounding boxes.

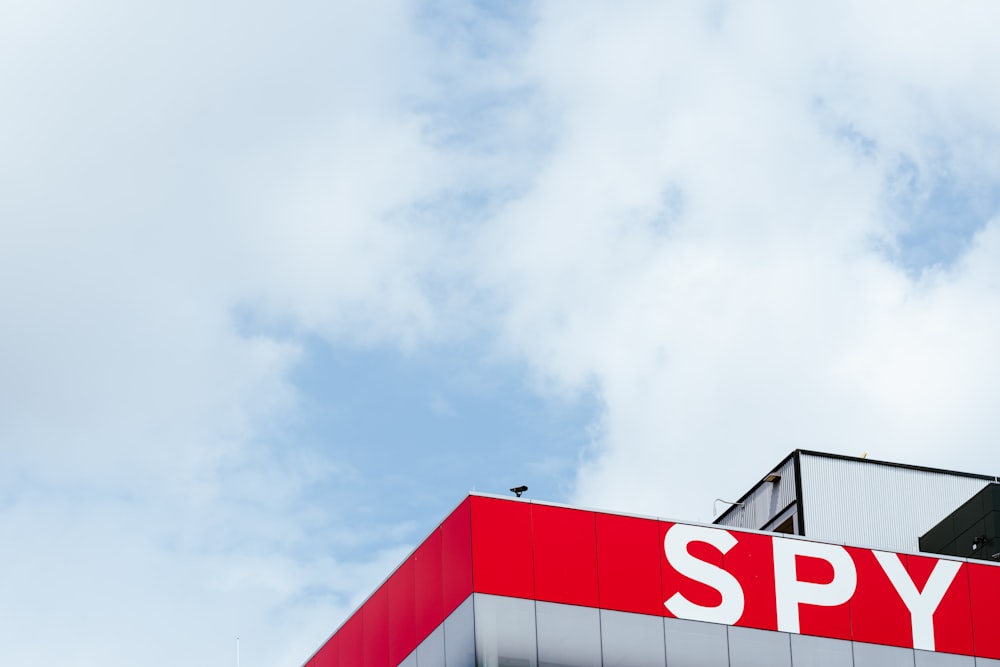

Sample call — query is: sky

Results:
[4,1,1000,665]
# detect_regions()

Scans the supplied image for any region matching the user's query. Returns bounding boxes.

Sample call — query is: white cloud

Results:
[0,1,444,664]
[7,1,1000,665]
[463,1,1000,521]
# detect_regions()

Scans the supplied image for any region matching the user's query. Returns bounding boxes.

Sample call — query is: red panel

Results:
[470,496,534,599]
[362,586,389,667]
[329,634,341,667]
[531,504,599,606]
[387,557,416,666]
[725,531,778,632]
[328,636,340,667]
[328,635,342,667]
[413,527,444,640]
[847,548,911,648]
[969,562,1000,659]
[338,612,363,667]
[314,634,339,667]
[904,554,973,655]
[441,498,474,613]
[595,512,663,615]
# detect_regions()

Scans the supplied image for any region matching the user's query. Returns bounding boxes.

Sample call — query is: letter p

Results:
[773,538,857,634]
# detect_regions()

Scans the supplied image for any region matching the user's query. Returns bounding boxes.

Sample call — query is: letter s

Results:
[664,524,745,625]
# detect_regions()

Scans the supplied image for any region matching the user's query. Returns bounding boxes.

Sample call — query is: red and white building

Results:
[302,450,1000,666]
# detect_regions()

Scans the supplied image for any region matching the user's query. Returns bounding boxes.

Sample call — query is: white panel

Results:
[535,602,601,667]
[664,617,729,667]
[727,625,791,667]
[473,594,537,667]
[789,634,854,667]
[799,454,993,552]
[915,649,975,667]
[445,596,475,667]
[417,626,445,666]
[600,609,666,667]
[853,641,915,667]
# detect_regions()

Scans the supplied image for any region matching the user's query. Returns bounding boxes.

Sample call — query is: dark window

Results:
[773,516,795,534]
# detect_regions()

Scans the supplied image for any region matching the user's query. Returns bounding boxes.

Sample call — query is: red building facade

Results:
[303,493,1000,667]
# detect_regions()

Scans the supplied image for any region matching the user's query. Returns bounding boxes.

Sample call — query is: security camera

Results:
[510,485,528,498]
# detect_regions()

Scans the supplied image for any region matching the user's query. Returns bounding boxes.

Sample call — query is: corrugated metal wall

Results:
[715,456,798,531]
[799,454,996,552]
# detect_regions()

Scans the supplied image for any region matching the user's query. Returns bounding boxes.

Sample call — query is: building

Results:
[302,450,1000,666]
[713,450,999,554]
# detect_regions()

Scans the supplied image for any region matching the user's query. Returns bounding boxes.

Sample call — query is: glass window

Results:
[535,601,601,667]
[473,594,537,667]
[789,634,853,667]
[600,609,666,667]
[445,596,475,667]
[728,625,791,667]
[914,651,975,667]
[853,641,915,667]
[417,626,445,667]
[664,617,729,667]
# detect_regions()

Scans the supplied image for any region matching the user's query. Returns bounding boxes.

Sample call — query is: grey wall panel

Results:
[853,641,915,667]
[664,617,729,667]
[445,596,476,667]
[716,456,798,531]
[400,652,418,667]
[473,594,537,667]
[417,626,445,667]
[789,634,854,667]
[535,602,601,667]
[799,454,992,552]
[728,625,792,667]
[915,650,975,667]
[600,609,666,667]
[460,593,992,667]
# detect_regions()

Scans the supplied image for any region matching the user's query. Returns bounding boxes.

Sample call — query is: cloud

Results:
[0,0,445,664]
[6,1,1000,665]
[459,1,1000,521]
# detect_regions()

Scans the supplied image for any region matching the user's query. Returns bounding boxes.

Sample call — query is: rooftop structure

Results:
[714,449,999,553]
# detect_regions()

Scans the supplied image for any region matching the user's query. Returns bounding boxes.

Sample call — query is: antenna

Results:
[237,637,240,667]
[713,498,744,516]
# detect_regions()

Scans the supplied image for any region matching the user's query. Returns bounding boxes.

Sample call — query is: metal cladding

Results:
[799,453,997,553]
[714,450,1000,555]
[714,454,798,532]
[303,492,1000,667]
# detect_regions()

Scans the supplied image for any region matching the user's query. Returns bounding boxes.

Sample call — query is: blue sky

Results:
[287,338,597,552]
[5,1,1000,665]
